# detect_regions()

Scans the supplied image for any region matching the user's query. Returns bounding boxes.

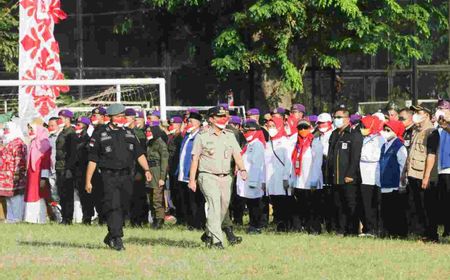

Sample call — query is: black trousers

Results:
[439,174,450,234]
[333,184,358,235]
[129,174,149,226]
[230,177,246,225]
[180,182,206,229]
[260,195,270,227]
[102,172,133,238]
[170,175,186,224]
[380,191,407,237]
[76,172,95,223]
[322,185,337,233]
[359,184,379,235]
[92,170,105,224]
[293,189,322,234]
[270,195,293,231]
[58,170,75,224]
[408,177,438,239]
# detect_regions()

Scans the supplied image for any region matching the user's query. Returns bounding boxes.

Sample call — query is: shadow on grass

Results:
[18,240,106,250]
[125,237,201,248]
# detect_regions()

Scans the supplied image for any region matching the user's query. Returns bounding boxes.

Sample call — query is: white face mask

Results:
[333,118,344,129]
[268,128,278,137]
[380,131,396,141]
[246,135,254,142]
[318,127,328,133]
[215,122,227,130]
[187,126,196,133]
[412,113,424,124]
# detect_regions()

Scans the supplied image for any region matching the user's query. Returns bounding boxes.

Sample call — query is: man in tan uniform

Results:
[189,106,248,249]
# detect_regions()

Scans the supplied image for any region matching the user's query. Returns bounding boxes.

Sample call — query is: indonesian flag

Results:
[19,0,69,122]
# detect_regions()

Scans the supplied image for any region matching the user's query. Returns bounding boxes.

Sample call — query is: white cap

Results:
[317,113,332,123]
[373,112,386,122]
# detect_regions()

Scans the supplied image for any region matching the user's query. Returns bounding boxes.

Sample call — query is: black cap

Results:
[410,105,432,115]
[188,112,202,122]
[243,119,259,131]
[208,106,228,117]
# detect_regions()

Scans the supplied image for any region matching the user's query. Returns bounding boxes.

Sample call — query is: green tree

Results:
[0,1,18,72]
[140,0,447,107]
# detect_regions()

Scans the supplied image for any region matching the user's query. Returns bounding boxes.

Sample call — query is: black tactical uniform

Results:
[56,125,77,224]
[88,124,145,245]
[75,129,94,224]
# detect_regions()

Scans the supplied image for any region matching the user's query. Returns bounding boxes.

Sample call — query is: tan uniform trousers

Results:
[198,173,232,244]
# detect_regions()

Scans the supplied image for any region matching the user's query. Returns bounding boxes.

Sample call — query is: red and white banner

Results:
[19,0,69,122]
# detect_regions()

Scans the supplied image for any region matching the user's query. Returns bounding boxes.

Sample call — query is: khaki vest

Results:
[407,123,438,181]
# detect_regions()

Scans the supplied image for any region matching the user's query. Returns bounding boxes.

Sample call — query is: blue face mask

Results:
[334,118,344,128]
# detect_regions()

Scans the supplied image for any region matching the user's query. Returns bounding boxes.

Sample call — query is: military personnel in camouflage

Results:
[145,125,169,229]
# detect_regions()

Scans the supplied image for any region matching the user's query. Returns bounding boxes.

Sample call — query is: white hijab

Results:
[4,121,25,144]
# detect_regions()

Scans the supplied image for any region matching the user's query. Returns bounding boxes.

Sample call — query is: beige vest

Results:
[407,122,438,181]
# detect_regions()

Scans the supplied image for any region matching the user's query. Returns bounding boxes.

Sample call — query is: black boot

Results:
[209,242,225,249]
[103,233,112,247]
[111,237,125,251]
[152,219,164,230]
[201,232,212,245]
[223,227,242,246]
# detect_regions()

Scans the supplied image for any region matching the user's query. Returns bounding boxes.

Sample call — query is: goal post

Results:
[0,78,167,119]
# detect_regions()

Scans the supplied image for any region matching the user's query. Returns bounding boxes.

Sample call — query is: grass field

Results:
[1,223,450,280]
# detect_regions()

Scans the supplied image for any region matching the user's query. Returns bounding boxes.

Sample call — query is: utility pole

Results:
[76,0,84,99]
[411,0,418,105]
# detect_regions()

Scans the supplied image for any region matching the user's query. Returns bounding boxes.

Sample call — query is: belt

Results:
[100,168,131,176]
[199,172,229,177]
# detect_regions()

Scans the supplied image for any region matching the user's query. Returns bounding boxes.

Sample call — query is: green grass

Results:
[1,223,450,279]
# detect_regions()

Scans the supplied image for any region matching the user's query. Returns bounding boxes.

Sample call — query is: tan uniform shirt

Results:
[192,128,241,174]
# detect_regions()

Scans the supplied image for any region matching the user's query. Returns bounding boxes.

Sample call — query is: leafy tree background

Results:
[0,1,18,72]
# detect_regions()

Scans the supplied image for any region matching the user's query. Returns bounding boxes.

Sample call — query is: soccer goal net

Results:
[0,78,166,120]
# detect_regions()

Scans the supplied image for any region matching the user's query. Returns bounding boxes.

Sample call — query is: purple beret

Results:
[218,103,230,111]
[136,111,144,118]
[91,107,106,115]
[291,104,306,113]
[350,114,362,124]
[170,116,183,124]
[271,107,286,115]
[188,108,199,114]
[230,115,242,125]
[438,99,450,110]
[308,115,318,122]
[77,116,91,126]
[247,108,260,116]
[124,108,137,117]
[151,110,161,118]
[148,121,160,127]
[58,109,74,119]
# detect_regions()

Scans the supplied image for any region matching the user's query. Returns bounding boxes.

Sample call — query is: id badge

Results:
[342,143,348,150]
[295,160,300,169]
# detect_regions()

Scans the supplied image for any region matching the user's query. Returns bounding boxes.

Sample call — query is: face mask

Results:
[380,131,396,141]
[91,116,99,126]
[244,131,257,142]
[112,117,126,128]
[75,124,84,135]
[318,127,329,133]
[48,127,57,135]
[146,131,153,141]
[28,131,36,140]
[334,118,344,129]
[104,117,110,124]
[412,113,424,124]
[57,119,64,128]
[186,124,195,133]
[360,128,371,136]
[268,128,278,137]
[298,130,311,138]
[215,118,228,130]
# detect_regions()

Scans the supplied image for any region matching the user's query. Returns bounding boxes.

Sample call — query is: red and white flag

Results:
[19,0,69,122]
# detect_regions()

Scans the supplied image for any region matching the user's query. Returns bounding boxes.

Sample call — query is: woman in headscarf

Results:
[236,119,266,234]
[0,121,27,222]
[359,115,385,237]
[264,116,293,231]
[24,118,52,224]
[290,120,324,234]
